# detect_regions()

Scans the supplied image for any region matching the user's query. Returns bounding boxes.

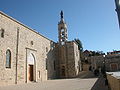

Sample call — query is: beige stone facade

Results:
[0,11,81,85]
[56,11,81,78]
[105,54,120,72]
[85,50,120,72]
[0,11,56,85]
[55,41,80,78]
[90,56,104,71]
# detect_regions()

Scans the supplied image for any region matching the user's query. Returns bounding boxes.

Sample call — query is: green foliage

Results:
[89,50,105,56]
[74,38,83,52]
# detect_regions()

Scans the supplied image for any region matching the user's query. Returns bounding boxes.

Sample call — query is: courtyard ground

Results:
[0,71,109,90]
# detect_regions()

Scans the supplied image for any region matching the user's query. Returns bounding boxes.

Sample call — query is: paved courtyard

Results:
[0,78,97,90]
[0,71,108,90]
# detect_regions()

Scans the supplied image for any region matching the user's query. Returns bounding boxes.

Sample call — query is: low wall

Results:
[83,64,90,71]
[107,72,120,90]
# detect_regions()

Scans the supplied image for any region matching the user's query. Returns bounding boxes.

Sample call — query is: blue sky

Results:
[0,0,120,53]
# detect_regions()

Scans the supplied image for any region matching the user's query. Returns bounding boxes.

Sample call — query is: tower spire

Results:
[60,10,64,19]
[58,11,68,45]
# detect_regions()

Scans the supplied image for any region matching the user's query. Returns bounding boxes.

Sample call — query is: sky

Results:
[0,0,120,53]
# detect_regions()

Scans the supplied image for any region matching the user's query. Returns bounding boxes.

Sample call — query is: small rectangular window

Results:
[46,47,48,52]
[46,59,48,70]
[1,29,4,38]
[39,71,40,78]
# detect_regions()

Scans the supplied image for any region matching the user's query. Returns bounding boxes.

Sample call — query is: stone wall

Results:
[0,11,17,86]
[90,56,104,71]
[73,42,80,75]
[105,54,120,72]
[0,11,56,85]
[82,64,90,71]
[66,42,76,77]
[107,72,120,90]
[0,11,81,86]
[55,41,80,78]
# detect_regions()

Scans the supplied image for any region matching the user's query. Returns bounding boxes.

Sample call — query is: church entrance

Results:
[27,52,36,82]
[28,65,34,81]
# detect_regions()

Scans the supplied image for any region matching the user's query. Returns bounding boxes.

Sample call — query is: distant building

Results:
[82,50,91,63]
[89,51,120,72]
[81,50,92,71]
[105,51,120,72]
[82,50,104,71]
[90,50,120,72]
[0,11,81,85]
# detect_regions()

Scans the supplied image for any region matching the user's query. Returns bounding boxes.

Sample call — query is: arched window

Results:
[6,49,11,68]
[46,47,48,52]
[28,53,35,65]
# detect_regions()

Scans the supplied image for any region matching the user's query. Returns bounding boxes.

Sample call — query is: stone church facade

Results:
[0,11,81,85]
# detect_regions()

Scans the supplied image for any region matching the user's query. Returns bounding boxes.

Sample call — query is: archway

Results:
[27,53,36,81]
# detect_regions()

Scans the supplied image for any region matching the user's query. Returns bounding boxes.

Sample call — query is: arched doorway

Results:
[27,53,36,82]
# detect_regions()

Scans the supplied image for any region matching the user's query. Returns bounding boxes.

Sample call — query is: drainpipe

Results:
[65,42,68,78]
[119,79,120,90]
[15,27,19,84]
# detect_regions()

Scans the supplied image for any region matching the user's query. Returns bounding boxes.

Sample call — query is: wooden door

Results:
[111,63,118,71]
[29,65,34,81]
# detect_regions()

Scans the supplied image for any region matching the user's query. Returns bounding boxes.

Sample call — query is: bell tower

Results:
[58,11,68,45]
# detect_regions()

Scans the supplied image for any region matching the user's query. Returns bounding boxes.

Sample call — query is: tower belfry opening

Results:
[58,11,68,45]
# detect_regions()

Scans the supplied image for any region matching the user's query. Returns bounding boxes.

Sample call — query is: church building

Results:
[0,11,81,86]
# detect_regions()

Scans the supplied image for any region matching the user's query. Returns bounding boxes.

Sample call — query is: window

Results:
[6,49,11,68]
[38,71,40,78]
[54,61,56,70]
[1,29,4,38]
[31,41,33,45]
[61,66,65,76]
[46,59,48,70]
[46,47,48,52]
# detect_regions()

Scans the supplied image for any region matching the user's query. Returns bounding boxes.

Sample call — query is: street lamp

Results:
[103,55,108,85]
[103,55,106,77]
[115,0,120,28]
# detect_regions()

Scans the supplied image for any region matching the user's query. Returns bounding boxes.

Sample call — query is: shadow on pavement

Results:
[91,77,109,90]
[77,71,98,79]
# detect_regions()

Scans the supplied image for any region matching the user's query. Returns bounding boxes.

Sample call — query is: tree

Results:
[74,38,83,52]
[89,50,105,56]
